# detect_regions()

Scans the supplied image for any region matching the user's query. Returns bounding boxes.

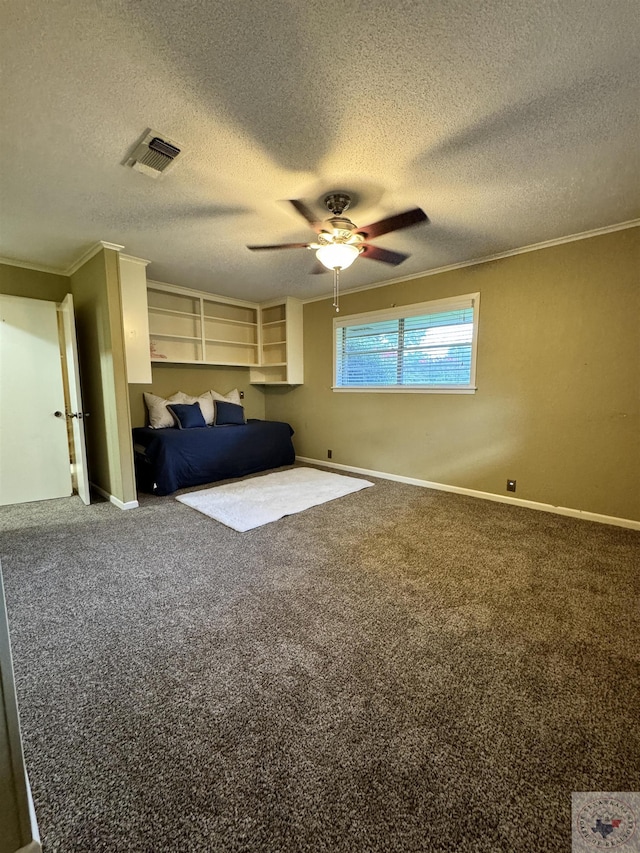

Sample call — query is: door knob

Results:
[54,410,90,419]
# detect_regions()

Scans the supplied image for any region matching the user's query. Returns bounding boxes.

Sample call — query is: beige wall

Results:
[129,364,266,428]
[3,229,638,521]
[264,227,640,523]
[0,566,38,853]
[0,676,23,853]
[0,263,69,302]
[71,249,136,505]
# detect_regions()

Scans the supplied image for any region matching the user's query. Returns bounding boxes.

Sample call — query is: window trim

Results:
[332,292,480,393]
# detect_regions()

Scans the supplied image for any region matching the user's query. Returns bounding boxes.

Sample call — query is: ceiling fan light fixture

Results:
[315,242,360,271]
[248,193,428,313]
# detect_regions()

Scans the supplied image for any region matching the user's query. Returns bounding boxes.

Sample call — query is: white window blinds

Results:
[334,294,479,392]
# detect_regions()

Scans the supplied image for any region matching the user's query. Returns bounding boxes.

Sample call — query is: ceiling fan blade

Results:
[356,207,428,240]
[288,199,323,231]
[361,244,409,265]
[247,242,310,251]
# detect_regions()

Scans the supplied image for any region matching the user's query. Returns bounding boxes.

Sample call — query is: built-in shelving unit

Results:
[250,298,303,385]
[145,282,302,383]
[202,297,259,365]
[147,283,259,367]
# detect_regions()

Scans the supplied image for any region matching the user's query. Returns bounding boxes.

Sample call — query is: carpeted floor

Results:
[1,468,639,852]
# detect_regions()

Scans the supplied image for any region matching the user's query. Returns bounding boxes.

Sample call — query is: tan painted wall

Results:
[71,249,136,505]
[0,677,23,853]
[0,566,37,853]
[129,364,266,428]
[107,251,137,504]
[0,263,69,302]
[264,227,640,522]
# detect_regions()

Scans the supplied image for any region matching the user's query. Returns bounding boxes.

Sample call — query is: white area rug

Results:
[175,467,374,532]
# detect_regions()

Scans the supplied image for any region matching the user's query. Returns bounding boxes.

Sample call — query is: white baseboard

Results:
[25,770,40,848]
[90,483,139,511]
[296,457,640,531]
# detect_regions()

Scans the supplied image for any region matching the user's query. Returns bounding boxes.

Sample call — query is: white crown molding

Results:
[296,457,640,530]
[301,218,640,305]
[0,256,67,275]
[65,241,125,276]
[0,242,128,277]
[120,254,150,267]
[147,278,260,308]
[2,218,637,297]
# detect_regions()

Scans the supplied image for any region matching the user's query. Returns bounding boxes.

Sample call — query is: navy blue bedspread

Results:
[132,419,295,496]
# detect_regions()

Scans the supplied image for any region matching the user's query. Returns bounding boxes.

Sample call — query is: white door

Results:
[59,294,90,505]
[0,295,72,505]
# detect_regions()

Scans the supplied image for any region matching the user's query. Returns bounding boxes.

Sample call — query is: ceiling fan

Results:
[248,193,429,310]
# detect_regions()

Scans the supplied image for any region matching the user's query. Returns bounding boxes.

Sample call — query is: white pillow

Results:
[211,388,241,406]
[143,392,183,429]
[171,391,214,425]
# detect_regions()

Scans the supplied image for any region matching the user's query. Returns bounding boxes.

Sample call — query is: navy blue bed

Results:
[133,419,295,496]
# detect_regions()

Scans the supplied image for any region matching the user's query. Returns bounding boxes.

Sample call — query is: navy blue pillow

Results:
[167,402,207,429]
[213,400,246,426]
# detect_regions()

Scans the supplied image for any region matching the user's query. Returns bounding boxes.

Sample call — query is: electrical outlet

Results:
[328,449,332,459]
[506,479,516,492]
[239,390,244,399]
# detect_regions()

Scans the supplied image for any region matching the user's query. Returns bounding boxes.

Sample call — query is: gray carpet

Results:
[1,469,639,852]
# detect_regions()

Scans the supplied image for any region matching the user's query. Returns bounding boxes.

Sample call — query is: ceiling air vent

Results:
[125,130,182,178]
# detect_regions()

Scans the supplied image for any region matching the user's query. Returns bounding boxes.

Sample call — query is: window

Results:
[333,293,479,393]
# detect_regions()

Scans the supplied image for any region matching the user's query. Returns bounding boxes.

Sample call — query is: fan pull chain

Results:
[333,267,340,313]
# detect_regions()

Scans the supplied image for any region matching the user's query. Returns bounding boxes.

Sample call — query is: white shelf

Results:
[150,306,200,319]
[151,333,200,341]
[151,356,260,367]
[205,338,257,347]
[209,360,260,367]
[203,316,257,328]
[250,380,299,386]
[151,356,192,364]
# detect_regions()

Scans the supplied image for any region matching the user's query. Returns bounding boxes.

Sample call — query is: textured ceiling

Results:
[1,0,639,302]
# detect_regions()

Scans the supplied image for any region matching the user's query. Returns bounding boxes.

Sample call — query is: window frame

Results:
[332,292,480,393]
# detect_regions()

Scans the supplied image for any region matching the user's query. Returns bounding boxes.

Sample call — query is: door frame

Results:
[58,294,90,505]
